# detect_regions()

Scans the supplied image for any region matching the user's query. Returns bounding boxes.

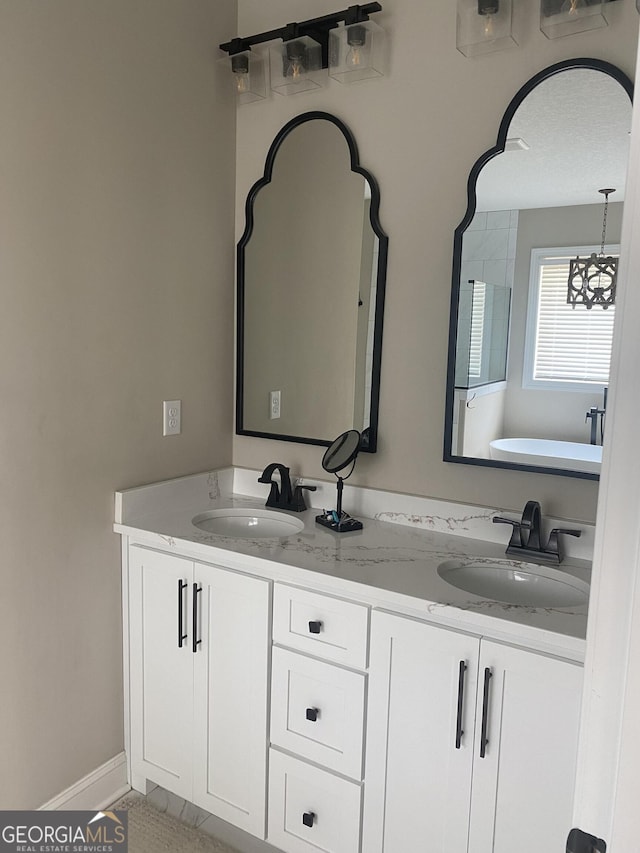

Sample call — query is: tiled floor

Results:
[110,788,242,853]
[144,784,214,831]
[115,785,275,853]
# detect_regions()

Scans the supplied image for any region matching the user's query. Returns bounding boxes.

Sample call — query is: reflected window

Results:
[523,246,618,390]
[469,282,486,379]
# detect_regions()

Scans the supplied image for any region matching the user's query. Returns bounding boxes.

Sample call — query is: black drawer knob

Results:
[308,620,323,634]
[306,707,319,722]
[302,812,316,828]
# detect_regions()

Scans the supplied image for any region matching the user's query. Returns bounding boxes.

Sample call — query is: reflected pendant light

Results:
[567,188,618,310]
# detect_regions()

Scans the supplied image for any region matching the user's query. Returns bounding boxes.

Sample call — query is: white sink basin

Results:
[192,508,304,539]
[437,558,589,608]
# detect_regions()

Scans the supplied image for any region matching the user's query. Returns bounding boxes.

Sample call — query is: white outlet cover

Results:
[269,390,281,419]
[163,400,181,436]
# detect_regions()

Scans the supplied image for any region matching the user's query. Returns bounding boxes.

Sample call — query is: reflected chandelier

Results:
[567,188,618,310]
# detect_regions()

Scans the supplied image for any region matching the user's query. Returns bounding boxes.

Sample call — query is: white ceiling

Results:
[476,68,632,211]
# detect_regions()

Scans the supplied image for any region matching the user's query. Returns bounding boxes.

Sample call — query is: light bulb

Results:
[231,54,250,95]
[560,0,587,13]
[235,72,249,93]
[346,45,362,67]
[288,58,304,79]
[285,41,306,81]
[477,0,499,38]
[346,25,368,69]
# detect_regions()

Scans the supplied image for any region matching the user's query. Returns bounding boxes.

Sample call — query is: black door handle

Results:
[177,579,187,648]
[192,583,202,653]
[302,812,316,828]
[306,707,319,722]
[308,620,323,634]
[479,667,492,758]
[455,660,467,749]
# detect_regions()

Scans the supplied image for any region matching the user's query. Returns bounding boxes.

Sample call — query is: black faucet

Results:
[258,463,316,512]
[585,386,607,445]
[493,500,581,564]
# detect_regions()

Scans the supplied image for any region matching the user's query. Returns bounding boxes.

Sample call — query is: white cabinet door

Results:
[192,562,270,838]
[468,640,583,853]
[363,611,583,853]
[363,610,479,853]
[128,546,194,800]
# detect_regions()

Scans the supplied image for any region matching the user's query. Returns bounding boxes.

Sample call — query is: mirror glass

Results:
[322,429,361,474]
[444,60,633,480]
[237,112,388,452]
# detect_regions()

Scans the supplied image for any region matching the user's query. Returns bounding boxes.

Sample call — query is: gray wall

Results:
[233,0,638,524]
[0,0,236,809]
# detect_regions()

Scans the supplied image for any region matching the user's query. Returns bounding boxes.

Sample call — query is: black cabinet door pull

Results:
[306,707,319,722]
[177,579,187,648]
[308,620,323,634]
[455,660,467,749]
[302,812,316,828]
[479,667,493,758]
[192,583,202,653]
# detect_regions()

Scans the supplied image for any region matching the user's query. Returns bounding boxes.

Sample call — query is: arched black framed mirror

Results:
[444,58,633,481]
[236,111,388,452]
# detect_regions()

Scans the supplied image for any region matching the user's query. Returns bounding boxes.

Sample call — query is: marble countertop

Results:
[114,469,590,661]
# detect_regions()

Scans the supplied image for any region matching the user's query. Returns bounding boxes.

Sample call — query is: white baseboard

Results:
[40,752,130,811]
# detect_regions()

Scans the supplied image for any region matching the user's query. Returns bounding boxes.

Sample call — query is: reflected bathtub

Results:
[489,438,602,474]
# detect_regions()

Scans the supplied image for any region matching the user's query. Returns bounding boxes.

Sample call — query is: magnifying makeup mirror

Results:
[315,429,363,533]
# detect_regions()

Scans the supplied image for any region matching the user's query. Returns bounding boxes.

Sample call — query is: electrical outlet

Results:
[269,390,281,420]
[163,400,181,436]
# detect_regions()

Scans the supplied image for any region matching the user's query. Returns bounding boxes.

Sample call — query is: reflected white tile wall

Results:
[461,209,519,290]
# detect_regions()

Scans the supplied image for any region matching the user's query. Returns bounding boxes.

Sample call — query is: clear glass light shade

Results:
[329,20,387,84]
[456,0,517,57]
[540,0,610,39]
[269,36,325,96]
[219,50,266,104]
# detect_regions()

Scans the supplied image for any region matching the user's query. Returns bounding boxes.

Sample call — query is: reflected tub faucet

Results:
[586,387,607,445]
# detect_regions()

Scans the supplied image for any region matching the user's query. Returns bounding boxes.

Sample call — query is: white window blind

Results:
[524,247,617,389]
[468,281,486,379]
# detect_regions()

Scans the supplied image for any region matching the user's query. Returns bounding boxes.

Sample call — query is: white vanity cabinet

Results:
[127,545,270,839]
[363,610,583,853]
[121,533,584,853]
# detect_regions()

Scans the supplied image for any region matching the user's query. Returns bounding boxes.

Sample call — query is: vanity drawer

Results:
[268,750,362,853]
[273,583,369,669]
[270,647,366,779]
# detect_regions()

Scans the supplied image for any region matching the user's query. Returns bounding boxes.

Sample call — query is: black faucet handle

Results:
[291,483,317,513]
[546,528,582,561]
[493,516,523,548]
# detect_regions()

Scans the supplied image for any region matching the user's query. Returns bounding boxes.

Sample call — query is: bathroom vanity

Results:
[115,468,590,853]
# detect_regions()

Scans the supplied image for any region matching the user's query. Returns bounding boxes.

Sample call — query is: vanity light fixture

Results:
[219,3,386,100]
[456,0,517,57]
[540,0,618,39]
[567,189,618,310]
